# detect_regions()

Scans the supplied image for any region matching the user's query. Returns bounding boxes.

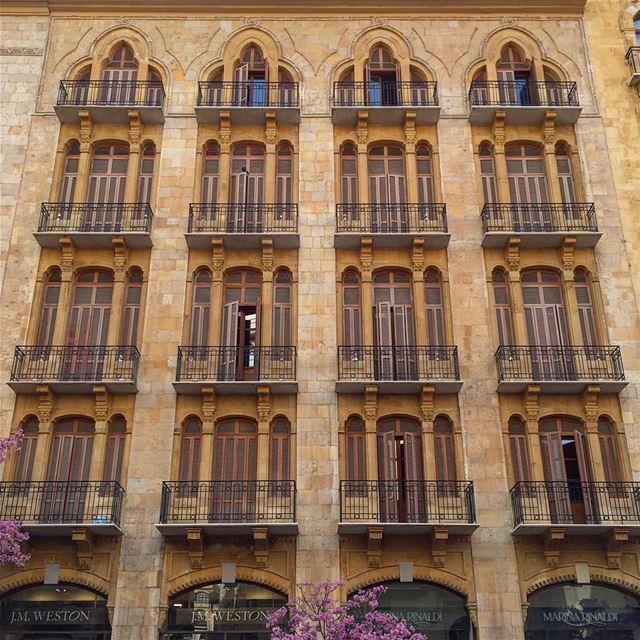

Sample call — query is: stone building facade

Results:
[0,1,638,639]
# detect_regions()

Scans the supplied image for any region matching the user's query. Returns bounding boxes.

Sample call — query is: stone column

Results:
[260,239,274,348]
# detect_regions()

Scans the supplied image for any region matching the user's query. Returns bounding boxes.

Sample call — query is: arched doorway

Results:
[165,581,287,639]
[525,582,640,639]
[0,584,110,640]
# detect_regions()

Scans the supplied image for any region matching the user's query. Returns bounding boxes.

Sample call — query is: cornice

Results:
[0,0,587,17]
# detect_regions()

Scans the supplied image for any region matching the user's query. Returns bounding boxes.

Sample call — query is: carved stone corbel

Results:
[187,528,204,569]
[583,385,600,422]
[492,110,506,147]
[420,386,435,422]
[560,237,576,270]
[128,110,142,150]
[360,237,373,273]
[211,237,225,276]
[404,111,417,147]
[367,526,384,568]
[356,111,369,145]
[506,237,520,271]
[543,528,565,568]
[201,387,216,422]
[466,602,478,630]
[253,527,270,568]
[72,529,94,571]
[36,385,54,423]
[219,112,231,146]
[59,237,75,273]
[112,238,128,275]
[364,385,378,421]
[257,385,271,423]
[265,111,277,146]
[261,238,274,272]
[430,527,449,568]
[411,238,425,272]
[523,385,540,422]
[93,385,111,421]
[606,529,629,569]
[543,111,557,146]
[79,110,92,149]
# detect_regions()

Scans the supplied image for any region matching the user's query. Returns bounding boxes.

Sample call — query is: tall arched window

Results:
[491,269,514,346]
[434,416,456,482]
[272,269,292,347]
[269,417,290,482]
[424,269,445,346]
[120,268,143,347]
[88,144,129,207]
[508,416,530,483]
[37,268,61,347]
[506,143,548,207]
[366,45,399,105]
[101,44,138,103]
[234,45,268,106]
[278,68,296,106]
[336,67,355,105]
[230,144,265,230]
[345,416,366,482]
[189,269,212,346]
[67,270,114,348]
[201,141,220,204]
[179,417,202,483]
[575,269,597,346]
[276,142,293,205]
[479,142,497,203]
[416,144,434,205]
[598,417,621,483]
[497,45,531,104]
[47,417,94,483]
[60,140,80,203]
[340,143,358,206]
[103,415,126,485]
[342,269,362,347]
[14,417,38,483]
[137,142,156,204]
[555,142,576,204]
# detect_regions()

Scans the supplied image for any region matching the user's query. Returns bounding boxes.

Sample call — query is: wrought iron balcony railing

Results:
[333,81,439,107]
[626,47,640,82]
[495,345,625,383]
[481,203,597,234]
[469,80,579,107]
[336,203,447,234]
[39,202,153,234]
[511,481,640,527]
[340,480,476,525]
[0,481,124,527]
[197,81,299,108]
[159,481,296,524]
[176,346,296,382]
[10,346,140,385]
[188,203,298,234]
[337,346,459,382]
[57,80,165,107]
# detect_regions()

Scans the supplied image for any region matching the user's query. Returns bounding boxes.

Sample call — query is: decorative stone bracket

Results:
[72,529,94,571]
[543,528,565,568]
[187,528,204,570]
[367,526,384,568]
[430,527,449,568]
[252,527,270,568]
[605,529,629,569]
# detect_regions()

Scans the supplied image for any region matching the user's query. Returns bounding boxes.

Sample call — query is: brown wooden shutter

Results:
[509,434,530,483]
[598,427,621,483]
[179,419,202,483]
[434,419,455,482]
[201,142,220,204]
[60,143,80,204]
[37,270,61,346]
[345,418,366,481]
[14,419,39,482]
[575,271,598,346]
[189,270,212,346]
[103,417,126,484]
[120,269,143,346]
[269,419,290,482]
[540,432,566,482]
[424,270,445,346]
[137,144,155,203]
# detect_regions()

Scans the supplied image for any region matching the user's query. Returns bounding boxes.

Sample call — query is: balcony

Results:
[332,81,440,125]
[468,80,581,124]
[495,345,627,393]
[481,203,600,248]
[55,80,165,124]
[186,203,298,249]
[0,481,124,536]
[195,81,300,124]
[335,203,449,248]
[511,481,640,535]
[9,346,140,394]
[35,203,153,249]
[174,346,297,394]
[339,481,477,534]
[626,47,640,86]
[157,480,297,535]
[336,346,462,394]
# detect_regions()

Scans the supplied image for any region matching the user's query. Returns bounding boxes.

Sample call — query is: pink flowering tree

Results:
[267,580,427,640]
[0,430,30,567]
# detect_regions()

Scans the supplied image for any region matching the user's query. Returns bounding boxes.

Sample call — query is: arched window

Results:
[120,267,143,347]
[506,143,548,207]
[521,270,569,347]
[235,45,268,106]
[269,417,290,482]
[230,144,265,214]
[60,140,80,203]
[137,142,156,204]
[508,416,530,483]
[213,418,257,482]
[189,269,212,346]
[37,268,61,347]
[434,416,456,482]
[103,416,126,485]
[102,44,138,103]
[479,142,497,203]
[366,45,399,105]
[147,67,164,106]
[340,143,358,206]
[14,417,38,482]
[276,142,293,205]
[491,269,514,346]
[574,269,597,346]
[497,45,531,104]
[179,417,202,483]
[336,67,355,105]
[598,417,621,483]
[67,270,114,348]
[342,269,362,347]
[555,142,576,203]
[345,416,366,482]
[88,144,129,205]
[272,269,292,347]
[424,269,445,346]
[416,144,434,204]
[277,68,296,106]
[368,145,406,207]
[201,141,220,204]
[47,417,95,484]
[410,67,431,105]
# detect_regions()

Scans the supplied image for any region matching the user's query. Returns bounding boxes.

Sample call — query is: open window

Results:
[366,45,400,106]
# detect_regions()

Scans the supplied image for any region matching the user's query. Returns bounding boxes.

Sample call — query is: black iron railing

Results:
[159,481,296,524]
[336,203,447,234]
[0,481,124,526]
[481,203,597,234]
[197,81,299,107]
[188,203,298,234]
[10,346,140,384]
[340,480,475,524]
[39,203,153,234]
[337,346,459,382]
[58,80,165,107]
[495,346,625,383]
[511,481,640,527]
[333,81,439,107]
[626,47,640,76]
[176,346,296,382]
[469,80,579,107]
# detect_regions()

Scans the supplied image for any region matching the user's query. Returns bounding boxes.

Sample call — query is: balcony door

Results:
[87,144,129,230]
[373,270,416,380]
[220,270,261,381]
[368,145,407,231]
[521,270,572,380]
[497,45,532,104]
[377,417,424,522]
[101,44,138,104]
[539,417,594,524]
[65,270,113,380]
[43,417,94,523]
[211,419,257,521]
[229,144,265,232]
[506,144,550,229]
[366,45,400,106]
[233,44,268,106]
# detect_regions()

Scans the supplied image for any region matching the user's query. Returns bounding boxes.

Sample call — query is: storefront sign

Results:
[172,607,276,629]
[540,609,617,627]
[2,605,107,626]
[528,607,636,631]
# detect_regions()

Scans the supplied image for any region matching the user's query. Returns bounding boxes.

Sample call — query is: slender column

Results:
[209,239,224,346]
[74,111,93,202]
[562,266,584,345]
[256,389,271,482]
[260,239,274,347]
[265,112,277,204]
[543,142,562,203]
[508,266,528,345]
[218,114,231,205]
[361,269,373,345]
[52,240,75,345]
[412,266,428,346]
[32,420,52,482]
[404,113,418,203]
[106,242,128,346]
[494,140,511,203]
[526,420,545,482]
[88,419,108,482]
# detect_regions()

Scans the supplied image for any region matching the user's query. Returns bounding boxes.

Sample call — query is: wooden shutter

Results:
[189,271,211,346]
[509,433,530,482]
[479,148,497,203]
[37,272,61,346]
[276,146,293,204]
[137,145,155,204]
[201,143,219,204]
[574,429,594,521]
[14,421,38,482]
[179,420,201,483]
[599,430,621,483]
[424,272,445,346]
[269,420,290,482]
[67,271,113,347]
[346,419,365,481]
[103,419,126,484]
[540,432,566,482]
[220,301,239,379]
[556,152,576,204]
[233,63,249,105]
[272,271,292,348]
[417,147,434,204]
[404,429,424,481]
[377,429,397,481]
[340,147,358,205]
[492,272,514,346]
[575,273,597,346]
[120,270,143,346]
[61,146,79,204]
